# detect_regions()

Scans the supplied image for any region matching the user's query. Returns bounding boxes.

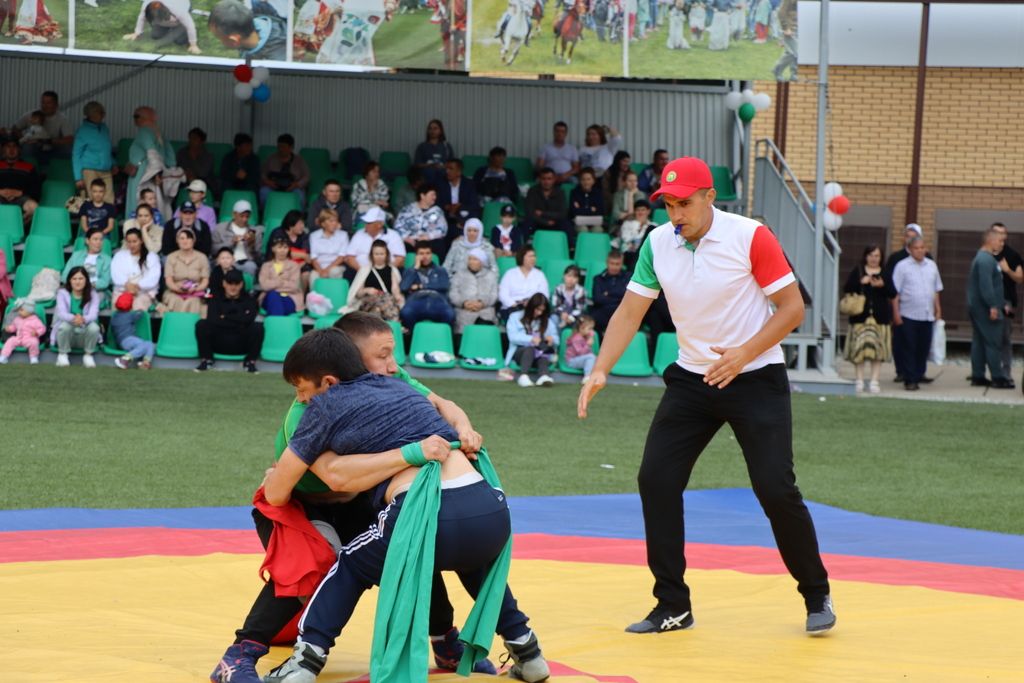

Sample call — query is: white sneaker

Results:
[29,356,39,365]
[83,354,96,368]
[854,379,864,393]
[536,374,554,387]
[517,374,534,388]
[56,353,70,367]
[0,355,8,365]
[869,380,881,394]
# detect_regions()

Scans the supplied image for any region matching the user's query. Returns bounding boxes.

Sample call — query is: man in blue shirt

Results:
[261,329,549,683]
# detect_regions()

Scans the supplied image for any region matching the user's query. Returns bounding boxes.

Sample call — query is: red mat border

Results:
[2,528,1021,601]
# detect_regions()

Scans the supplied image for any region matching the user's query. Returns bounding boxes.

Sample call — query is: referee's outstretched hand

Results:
[577,371,608,419]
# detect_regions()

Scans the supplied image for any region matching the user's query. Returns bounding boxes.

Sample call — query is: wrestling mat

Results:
[2,489,1022,682]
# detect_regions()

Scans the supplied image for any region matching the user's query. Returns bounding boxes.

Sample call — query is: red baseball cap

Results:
[650,157,713,201]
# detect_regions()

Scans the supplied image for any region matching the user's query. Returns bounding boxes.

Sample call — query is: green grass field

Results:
[1,364,1021,535]
[74,0,238,58]
[469,3,782,79]
[373,11,453,70]
[0,0,68,48]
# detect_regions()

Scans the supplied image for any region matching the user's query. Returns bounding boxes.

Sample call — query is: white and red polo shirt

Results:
[627,207,795,374]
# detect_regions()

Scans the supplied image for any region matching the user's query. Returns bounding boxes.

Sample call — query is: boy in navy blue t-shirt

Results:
[78,178,116,238]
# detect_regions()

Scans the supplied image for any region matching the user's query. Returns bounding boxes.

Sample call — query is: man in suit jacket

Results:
[437,158,480,256]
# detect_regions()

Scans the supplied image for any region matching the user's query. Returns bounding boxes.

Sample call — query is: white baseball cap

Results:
[188,179,207,193]
[361,206,386,224]
[233,199,253,214]
[905,223,922,236]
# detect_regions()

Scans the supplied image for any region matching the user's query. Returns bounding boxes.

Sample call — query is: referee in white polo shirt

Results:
[578,157,835,636]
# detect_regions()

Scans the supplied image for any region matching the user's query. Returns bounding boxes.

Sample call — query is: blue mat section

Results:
[2,489,1023,570]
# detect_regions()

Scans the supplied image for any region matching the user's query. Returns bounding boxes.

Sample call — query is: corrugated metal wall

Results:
[1,54,733,164]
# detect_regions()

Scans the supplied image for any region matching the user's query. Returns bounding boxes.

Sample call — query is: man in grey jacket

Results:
[967,228,1013,388]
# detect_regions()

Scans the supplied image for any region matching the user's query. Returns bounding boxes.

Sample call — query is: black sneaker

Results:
[243,360,259,374]
[806,595,837,635]
[919,376,934,384]
[991,377,1015,389]
[210,640,267,682]
[625,607,694,633]
[195,359,214,372]
[969,377,991,386]
[904,381,919,391]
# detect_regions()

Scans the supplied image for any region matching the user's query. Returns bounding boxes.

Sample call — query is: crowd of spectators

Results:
[4,90,1019,391]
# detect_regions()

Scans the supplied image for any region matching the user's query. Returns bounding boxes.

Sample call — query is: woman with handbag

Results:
[842,245,892,394]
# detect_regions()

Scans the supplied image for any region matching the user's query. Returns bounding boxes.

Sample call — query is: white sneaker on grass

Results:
[82,354,96,368]
[29,356,39,365]
[55,353,70,367]
[516,374,534,388]
[536,374,554,387]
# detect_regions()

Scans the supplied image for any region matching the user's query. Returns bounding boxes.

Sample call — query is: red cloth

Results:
[252,487,337,598]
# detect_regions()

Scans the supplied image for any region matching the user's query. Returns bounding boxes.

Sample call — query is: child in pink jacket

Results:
[1,300,47,364]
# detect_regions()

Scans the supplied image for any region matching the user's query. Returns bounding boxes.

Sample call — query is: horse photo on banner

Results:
[293,0,467,70]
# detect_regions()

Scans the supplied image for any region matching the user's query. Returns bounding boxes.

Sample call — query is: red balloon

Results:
[829,195,851,215]
[233,64,253,83]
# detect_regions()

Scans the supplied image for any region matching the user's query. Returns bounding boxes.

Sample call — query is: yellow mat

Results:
[1,554,1021,682]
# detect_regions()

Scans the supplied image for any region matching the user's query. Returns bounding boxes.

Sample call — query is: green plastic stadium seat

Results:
[0,205,25,244]
[313,314,341,330]
[496,256,516,279]
[611,332,653,377]
[389,177,409,213]
[40,180,77,208]
[242,272,255,293]
[378,151,411,181]
[155,311,201,358]
[101,311,152,356]
[652,332,679,376]
[505,156,534,184]
[388,319,406,365]
[214,352,247,361]
[457,324,503,370]
[260,315,303,362]
[45,158,75,182]
[531,230,569,262]
[2,301,48,353]
[557,327,599,375]
[30,206,72,245]
[409,321,455,369]
[22,235,65,271]
[652,208,669,225]
[208,142,233,176]
[710,166,738,203]
[630,162,647,176]
[574,232,611,266]
[481,201,512,231]
[539,258,575,295]
[310,278,348,318]
[461,155,488,178]
[264,191,301,222]
[299,147,332,178]
[583,260,606,299]
[12,263,43,300]
[560,183,573,206]
[219,190,260,223]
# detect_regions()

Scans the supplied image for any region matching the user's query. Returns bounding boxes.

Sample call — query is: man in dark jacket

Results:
[437,158,480,255]
[400,241,455,328]
[162,201,213,256]
[524,167,570,240]
[219,132,261,194]
[967,228,1012,388]
[195,269,264,373]
[589,250,629,333]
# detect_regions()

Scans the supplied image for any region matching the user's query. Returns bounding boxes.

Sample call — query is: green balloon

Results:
[738,102,756,123]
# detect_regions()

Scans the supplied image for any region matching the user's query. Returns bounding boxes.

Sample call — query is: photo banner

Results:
[1,0,795,79]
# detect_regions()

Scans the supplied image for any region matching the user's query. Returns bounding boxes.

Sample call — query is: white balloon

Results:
[823,182,844,202]
[249,78,262,89]
[253,66,270,84]
[234,82,253,101]
[741,88,755,104]
[724,91,743,110]
[823,209,843,231]
[753,92,772,111]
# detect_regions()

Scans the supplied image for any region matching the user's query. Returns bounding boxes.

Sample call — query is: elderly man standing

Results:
[884,223,926,383]
[967,228,1013,389]
[125,106,176,217]
[578,157,834,637]
[891,236,943,391]
[72,101,118,205]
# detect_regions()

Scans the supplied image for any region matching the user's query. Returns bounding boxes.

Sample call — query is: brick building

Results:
[752,65,1024,339]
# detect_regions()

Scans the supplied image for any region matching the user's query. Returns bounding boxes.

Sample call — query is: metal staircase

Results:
[752,139,844,385]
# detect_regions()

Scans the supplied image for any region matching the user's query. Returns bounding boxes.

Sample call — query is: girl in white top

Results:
[498,245,549,316]
[111,228,162,311]
[578,124,623,178]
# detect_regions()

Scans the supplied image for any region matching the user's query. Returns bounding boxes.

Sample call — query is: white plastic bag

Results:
[929,319,946,365]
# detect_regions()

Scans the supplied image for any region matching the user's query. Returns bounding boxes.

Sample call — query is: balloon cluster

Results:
[725,89,772,123]
[233,64,272,103]
[822,182,850,231]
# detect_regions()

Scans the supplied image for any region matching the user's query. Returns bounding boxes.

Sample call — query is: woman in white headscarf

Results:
[442,217,495,277]
[449,247,498,333]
